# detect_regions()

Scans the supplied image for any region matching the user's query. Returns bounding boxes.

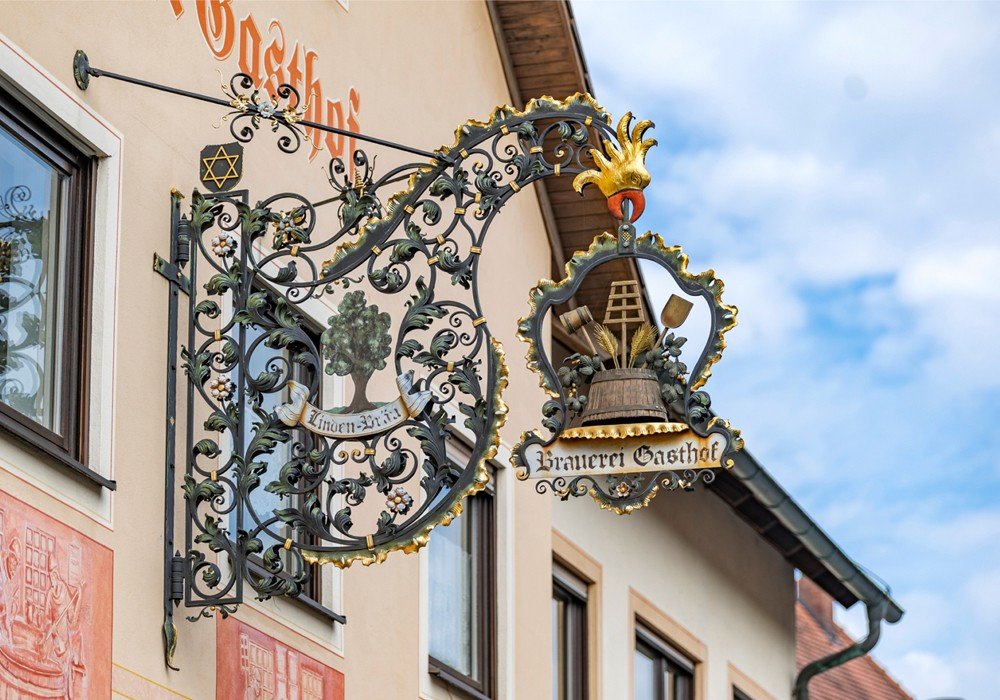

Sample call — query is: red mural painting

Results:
[0,489,112,699]
[217,617,344,700]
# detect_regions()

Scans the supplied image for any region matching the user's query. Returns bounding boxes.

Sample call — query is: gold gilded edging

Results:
[590,484,660,515]
[322,93,610,276]
[560,422,689,440]
[301,337,509,569]
[709,416,744,460]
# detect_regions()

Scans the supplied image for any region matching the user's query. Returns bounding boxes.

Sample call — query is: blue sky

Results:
[572,2,1000,698]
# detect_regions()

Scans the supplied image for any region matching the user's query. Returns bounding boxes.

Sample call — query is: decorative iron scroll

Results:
[161,83,624,656]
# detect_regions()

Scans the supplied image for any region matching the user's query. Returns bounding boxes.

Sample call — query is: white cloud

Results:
[574,2,1000,698]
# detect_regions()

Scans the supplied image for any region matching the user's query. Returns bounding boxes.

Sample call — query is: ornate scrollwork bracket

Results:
[108,54,628,667]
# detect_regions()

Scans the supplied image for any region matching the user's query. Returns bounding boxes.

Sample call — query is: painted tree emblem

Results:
[321,290,392,413]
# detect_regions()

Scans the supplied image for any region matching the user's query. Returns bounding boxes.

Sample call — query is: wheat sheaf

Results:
[628,322,656,368]
[594,324,620,369]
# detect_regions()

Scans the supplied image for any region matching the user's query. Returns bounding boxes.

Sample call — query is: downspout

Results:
[793,596,890,699]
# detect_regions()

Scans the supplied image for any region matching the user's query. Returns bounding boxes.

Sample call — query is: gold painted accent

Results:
[404,204,415,214]
[500,124,510,135]
[470,246,482,255]
[371,245,382,256]
[446,361,455,372]
[366,535,375,550]
[436,235,446,245]
[573,112,655,200]
[709,417,745,452]
[530,146,543,154]
[283,538,293,551]
[554,163,561,177]
[560,422,689,440]
[473,317,487,327]
[460,148,469,158]
[290,245,300,257]
[475,192,482,203]
[213,330,221,342]
[210,470,217,481]
[300,338,508,569]
[454,207,466,216]
[170,187,185,199]
[590,484,660,515]
[510,181,521,192]
[585,115,593,126]
[427,256,439,266]
[364,447,376,456]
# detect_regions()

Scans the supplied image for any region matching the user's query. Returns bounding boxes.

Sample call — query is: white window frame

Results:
[0,33,122,525]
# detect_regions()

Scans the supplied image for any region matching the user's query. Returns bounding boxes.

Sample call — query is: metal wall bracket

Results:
[168,553,186,602]
[153,253,190,295]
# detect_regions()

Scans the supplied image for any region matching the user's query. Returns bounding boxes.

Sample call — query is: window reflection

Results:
[0,125,67,432]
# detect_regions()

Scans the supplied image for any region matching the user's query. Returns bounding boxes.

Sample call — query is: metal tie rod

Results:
[72,50,449,163]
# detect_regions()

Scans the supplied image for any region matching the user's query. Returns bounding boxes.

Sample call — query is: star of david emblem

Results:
[199,142,243,192]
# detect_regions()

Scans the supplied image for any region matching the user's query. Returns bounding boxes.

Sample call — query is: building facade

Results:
[0,2,901,699]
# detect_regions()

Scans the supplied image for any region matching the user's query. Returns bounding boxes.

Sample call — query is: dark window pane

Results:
[230,309,323,602]
[553,574,587,700]
[634,644,658,700]
[428,460,494,696]
[429,499,477,675]
[635,626,694,700]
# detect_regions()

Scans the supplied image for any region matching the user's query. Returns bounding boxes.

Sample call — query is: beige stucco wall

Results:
[0,1,794,699]
[555,486,796,699]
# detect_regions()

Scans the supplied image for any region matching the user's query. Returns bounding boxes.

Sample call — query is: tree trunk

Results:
[347,371,375,413]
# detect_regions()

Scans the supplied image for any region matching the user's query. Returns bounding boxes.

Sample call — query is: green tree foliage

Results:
[321,291,392,412]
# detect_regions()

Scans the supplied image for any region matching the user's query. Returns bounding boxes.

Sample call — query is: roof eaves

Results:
[731,447,904,623]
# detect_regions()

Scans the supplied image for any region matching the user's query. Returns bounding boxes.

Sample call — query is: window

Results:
[552,562,588,700]
[0,89,94,476]
[233,310,325,607]
[634,624,694,700]
[428,446,495,699]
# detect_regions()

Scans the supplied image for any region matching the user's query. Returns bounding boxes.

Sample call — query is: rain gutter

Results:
[727,448,904,696]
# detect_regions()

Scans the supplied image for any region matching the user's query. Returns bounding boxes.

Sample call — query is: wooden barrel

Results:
[580,368,669,426]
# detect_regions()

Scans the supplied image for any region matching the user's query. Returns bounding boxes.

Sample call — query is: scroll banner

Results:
[276,371,431,438]
[529,429,726,479]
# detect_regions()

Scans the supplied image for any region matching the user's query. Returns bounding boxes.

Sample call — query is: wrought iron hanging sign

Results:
[72,48,744,667]
[512,114,744,514]
[69,51,642,665]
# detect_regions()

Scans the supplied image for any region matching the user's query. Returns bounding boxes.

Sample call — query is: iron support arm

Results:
[72,50,448,163]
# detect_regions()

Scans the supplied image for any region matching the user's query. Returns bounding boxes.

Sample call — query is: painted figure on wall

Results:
[0,490,112,699]
[218,617,344,700]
